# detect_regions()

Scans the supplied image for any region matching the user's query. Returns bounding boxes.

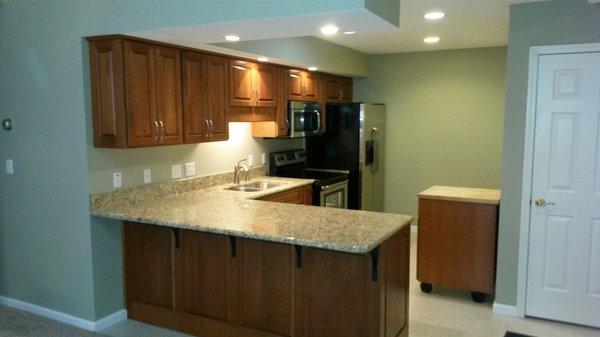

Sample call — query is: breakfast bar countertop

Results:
[90,172,413,254]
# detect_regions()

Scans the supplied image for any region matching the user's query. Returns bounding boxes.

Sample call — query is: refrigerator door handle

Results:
[371,127,380,173]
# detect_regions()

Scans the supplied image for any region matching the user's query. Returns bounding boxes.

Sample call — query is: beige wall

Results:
[355,47,507,218]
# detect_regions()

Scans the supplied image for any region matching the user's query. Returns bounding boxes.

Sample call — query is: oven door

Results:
[319,181,348,209]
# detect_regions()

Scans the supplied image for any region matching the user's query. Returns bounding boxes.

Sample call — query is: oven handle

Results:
[320,180,348,191]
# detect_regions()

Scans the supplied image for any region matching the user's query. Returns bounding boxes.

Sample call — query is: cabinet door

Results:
[323,75,341,102]
[182,51,207,143]
[89,39,127,148]
[303,72,319,101]
[229,60,254,107]
[277,67,290,135]
[154,46,183,145]
[288,69,304,101]
[180,231,234,323]
[204,55,229,141]
[124,40,157,147]
[254,64,277,108]
[339,77,353,103]
[124,222,176,311]
[240,239,296,336]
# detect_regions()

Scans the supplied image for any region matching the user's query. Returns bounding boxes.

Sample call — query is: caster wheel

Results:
[420,282,433,293]
[471,292,485,303]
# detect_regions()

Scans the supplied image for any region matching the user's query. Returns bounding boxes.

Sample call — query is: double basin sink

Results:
[225,180,285,192]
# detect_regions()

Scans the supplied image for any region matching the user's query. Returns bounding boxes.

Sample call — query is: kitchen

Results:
[1,1,600,337]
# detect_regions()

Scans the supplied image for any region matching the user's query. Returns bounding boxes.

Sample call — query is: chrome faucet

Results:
[233,159,249,184]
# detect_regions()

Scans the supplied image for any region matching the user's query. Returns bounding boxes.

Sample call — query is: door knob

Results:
[534,197,555,208]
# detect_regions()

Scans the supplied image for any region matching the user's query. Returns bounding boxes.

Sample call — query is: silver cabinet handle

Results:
[204,119,210,137]
[154,121,159,140]
[209,120,214,135]
[158,120,164,141]
[535,197,555,208]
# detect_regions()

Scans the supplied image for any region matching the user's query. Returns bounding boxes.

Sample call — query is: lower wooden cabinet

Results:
[123,221,409,337]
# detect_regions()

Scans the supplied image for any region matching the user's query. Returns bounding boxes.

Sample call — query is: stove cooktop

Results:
[273,168,348,187]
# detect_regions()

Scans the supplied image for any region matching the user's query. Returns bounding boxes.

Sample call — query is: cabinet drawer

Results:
[260,187,303,204]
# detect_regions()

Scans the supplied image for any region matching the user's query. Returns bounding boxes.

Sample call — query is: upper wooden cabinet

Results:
[182,51,229,143]
[89,37,183,148]
[228,60,277,122]
[288,69,320,102]
[323,75,353,103]
[251,67,290,138]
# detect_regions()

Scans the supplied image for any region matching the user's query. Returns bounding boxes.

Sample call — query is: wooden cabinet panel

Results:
[383,228,410,337]
[324,76,341,102]
[89,39,127,148]
[229,61,254,107]
[183,52,229,143]
[205,55,229,141]
[417,198,498,294]
[288,70,304,100]
[182,51,206,143]
[259,186,307,204]
[339,77,353,103]
[124,222,176,310]
[124,40,157,147]
[180,230,232,322]
[240,239,294,336]
[304,72,319,101]
[304,248,370,337]
[154,46,183,145]
[254,64,277,108]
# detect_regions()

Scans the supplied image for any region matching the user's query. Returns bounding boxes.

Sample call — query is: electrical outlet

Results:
[143,169,152,184]
[261,153,267,165]
[248,154,254,167]
[185,162,196,177]
[113,172,122,188]
[171,164,183,179]
[5,159,13,175]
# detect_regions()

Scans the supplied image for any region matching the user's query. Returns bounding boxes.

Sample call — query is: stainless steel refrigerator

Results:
[306,103,385,211]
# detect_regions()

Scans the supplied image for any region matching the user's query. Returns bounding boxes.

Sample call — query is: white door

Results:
[526,51,600,327]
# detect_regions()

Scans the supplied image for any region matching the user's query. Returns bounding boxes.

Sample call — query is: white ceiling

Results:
[321,0,546,54]
[130,0,548,58]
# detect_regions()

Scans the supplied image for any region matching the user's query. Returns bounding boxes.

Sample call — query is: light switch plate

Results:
[261,153,267,165]
[185,162,196,177]
[143,169,152,184]
[171,164,183,179]
[5,159,13,175]
[113,172,122,188]
[248,154,254,167]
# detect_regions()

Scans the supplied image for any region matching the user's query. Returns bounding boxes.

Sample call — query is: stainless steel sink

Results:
[225,180,285,192]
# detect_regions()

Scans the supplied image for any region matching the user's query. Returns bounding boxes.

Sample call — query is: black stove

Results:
[269,149,349,208]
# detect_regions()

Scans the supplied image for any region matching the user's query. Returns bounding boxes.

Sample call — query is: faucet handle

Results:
[236,158,248,167]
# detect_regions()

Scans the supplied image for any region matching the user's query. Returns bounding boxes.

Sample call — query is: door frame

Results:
[513,42,600,317]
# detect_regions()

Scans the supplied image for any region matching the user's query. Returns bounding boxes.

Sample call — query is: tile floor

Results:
[1,231,599,337]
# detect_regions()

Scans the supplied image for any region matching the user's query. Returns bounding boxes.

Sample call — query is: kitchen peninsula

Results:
[91,171,413,337]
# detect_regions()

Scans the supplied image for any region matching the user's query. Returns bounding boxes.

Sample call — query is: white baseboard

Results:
[493,302,523,318]
[0,295,126,331]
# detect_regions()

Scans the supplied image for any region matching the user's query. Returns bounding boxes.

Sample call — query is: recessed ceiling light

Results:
[308,66,318,71]
[224,35,240,42]
[320,25,339,36]
[424,11,445,20]
[343,31,356,35]
[257,57,269,62]
[423,36,440,44]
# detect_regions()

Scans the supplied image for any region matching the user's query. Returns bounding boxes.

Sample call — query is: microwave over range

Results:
[287,101,322,138]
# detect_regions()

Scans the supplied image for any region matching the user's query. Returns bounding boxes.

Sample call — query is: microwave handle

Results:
[315,110,321,133]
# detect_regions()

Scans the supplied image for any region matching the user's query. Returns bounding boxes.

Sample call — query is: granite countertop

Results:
[90,173,413,254]
[418,185,501,205]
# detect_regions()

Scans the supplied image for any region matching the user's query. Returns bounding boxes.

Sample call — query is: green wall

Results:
[0,0,370,322]
[213,36,369,77]
[495,0,600,306]
[355,47,506,218]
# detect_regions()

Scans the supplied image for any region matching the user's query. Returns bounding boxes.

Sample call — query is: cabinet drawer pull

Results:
[154,121,159,140]
[229,236,237,258]
[295,245,302,269]
[370,247,379,282]
[158,120,164,140]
